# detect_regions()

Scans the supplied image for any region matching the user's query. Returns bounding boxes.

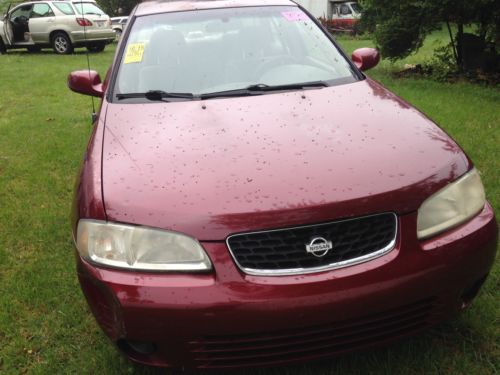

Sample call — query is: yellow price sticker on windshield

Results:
[124,43,145,64]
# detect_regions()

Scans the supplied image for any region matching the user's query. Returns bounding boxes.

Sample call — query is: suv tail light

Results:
[76,18,93,26]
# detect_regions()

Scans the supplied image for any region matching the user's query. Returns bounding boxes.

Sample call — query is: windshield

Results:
[73,2,104,15]
[350,3,363,13]
[114,6,358,99]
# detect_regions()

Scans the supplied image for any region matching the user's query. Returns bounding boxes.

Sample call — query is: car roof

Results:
[135,0,297,17]
[11,0,73,5]
[18,0,98,3]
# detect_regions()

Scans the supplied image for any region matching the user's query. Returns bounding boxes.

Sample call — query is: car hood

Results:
[102,79,469,240]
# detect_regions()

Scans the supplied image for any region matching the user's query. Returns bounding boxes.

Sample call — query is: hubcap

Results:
[54,36,68,53]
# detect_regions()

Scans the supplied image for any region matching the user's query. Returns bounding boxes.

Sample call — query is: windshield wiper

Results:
[116,90,195,101]
[247,81,329,91]
[116,82,327,101]
[200,81,328,99]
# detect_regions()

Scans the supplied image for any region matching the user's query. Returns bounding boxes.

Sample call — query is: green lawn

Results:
[0,34,498,375]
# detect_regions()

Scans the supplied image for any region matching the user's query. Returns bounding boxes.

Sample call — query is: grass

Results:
[0,31,498,374]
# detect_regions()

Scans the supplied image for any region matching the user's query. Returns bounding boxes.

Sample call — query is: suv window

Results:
[73,2,105,16]
[31,3,55,18]
[10,5,32,20]
[53,2,75,15]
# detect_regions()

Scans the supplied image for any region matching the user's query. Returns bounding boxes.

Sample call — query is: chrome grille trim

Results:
[226,212,398,276]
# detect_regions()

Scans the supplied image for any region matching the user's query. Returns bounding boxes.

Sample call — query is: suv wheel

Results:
[52,32,73,54]
[87,43,105,53]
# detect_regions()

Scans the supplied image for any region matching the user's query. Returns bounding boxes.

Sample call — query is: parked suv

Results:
[0,0,115,54]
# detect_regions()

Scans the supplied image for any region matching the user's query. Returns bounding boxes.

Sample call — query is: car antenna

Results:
[78,2,97,124]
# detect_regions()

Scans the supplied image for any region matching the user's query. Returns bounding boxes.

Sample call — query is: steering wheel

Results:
[254,55,300,79]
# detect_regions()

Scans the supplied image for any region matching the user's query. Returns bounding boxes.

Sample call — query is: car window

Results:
[53,2,75,15]
[114,6,357,97]
[10,5,32,20]
[73,2,105,16]
[31,3,55,18]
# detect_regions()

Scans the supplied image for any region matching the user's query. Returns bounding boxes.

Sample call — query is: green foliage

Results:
[0,0,13,13]
[424,44,458,81]
[96,0,138,16]
[360,0,437,60]
[360,0,500,68]
[374,18,425,61]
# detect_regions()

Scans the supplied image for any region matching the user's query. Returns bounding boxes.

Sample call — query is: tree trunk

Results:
[446,20,458,67]
[456,22,464,70]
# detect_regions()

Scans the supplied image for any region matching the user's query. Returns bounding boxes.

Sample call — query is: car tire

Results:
[0,39,6,55]
[86,43,105,53]
[27,46,42,53]
[114,28,122,41]
[52,32,73,55]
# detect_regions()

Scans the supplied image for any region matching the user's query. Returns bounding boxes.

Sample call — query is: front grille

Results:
[227,213,397,275]
[188,297,438,368]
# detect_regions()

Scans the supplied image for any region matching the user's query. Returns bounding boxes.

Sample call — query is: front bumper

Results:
[76,204,497,369]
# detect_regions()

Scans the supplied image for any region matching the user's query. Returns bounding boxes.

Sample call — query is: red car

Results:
[68,0,497,370]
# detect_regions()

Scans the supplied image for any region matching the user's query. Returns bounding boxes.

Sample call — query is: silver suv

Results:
[0,0,115,54]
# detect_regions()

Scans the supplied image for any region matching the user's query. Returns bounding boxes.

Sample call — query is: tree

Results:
[360,0,500,71]
[97,0,139,16]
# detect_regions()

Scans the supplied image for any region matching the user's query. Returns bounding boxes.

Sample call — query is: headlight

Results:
[417,168,485,239]
[76,220,212,271]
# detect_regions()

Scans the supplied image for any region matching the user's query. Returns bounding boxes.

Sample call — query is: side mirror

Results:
[352,48,380,71]
[68,70,104,97]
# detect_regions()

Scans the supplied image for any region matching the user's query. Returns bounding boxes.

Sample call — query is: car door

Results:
[3,17,14,45]
[5,4,32,44]
[2,4,13,45]
[28,2,55,43]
